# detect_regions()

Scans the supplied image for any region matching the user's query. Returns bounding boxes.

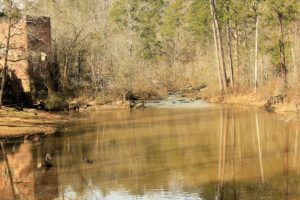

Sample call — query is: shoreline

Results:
[204,92,300,113]
[0,107,73,139]
[0,103,131,139]
[1,91,299,139]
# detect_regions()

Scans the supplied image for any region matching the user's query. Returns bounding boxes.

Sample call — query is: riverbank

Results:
[87,91,300,113]
[199,91,300,113]
[0,107,71,139]
[1,90,299,139]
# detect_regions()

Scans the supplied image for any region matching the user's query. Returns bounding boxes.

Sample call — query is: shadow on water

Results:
[1,105,300,199]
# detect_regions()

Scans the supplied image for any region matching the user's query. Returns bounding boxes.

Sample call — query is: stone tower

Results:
[0,15,52,105]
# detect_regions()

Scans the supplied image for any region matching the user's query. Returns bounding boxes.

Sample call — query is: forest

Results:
[0,0,299,109]
[1,1,300,200]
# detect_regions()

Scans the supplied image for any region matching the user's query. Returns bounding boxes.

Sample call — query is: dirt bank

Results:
[2,91,297,140]
[204,92,300,113]
[0,107,71,139]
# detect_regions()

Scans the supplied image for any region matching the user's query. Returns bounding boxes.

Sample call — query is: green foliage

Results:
[44,93,67,111]
[111,0,165,59]
[110,1,132,29]
[161,0,186,39]
[1,0,21,18]
[187,0,211,41]
[261,0,299,74]
[264,0,298,32]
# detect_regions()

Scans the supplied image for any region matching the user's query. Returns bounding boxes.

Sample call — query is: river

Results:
[1,103,300,200]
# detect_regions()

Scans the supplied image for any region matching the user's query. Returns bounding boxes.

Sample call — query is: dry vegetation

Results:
[0,0,299,111]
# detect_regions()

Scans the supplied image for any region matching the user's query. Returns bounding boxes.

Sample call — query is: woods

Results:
[0,0,299,108]
[1,1,300,200]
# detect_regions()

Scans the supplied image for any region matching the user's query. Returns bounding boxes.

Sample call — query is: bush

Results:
[44,93,67,111]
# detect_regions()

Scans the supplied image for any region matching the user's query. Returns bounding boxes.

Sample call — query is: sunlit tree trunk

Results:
[226,6,234,89]
[212,20,223,91]
[254,16,259,93]
[234,25,240,81]
[210,0,228,92]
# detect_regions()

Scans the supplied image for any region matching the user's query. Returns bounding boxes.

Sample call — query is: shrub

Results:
[44,93,67,111]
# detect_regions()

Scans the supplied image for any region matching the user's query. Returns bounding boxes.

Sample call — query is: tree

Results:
[265,0,298,91]
[159,0,199,66]
[0,1,21,108]
[3,0,298,105]
[253,0,260,93]
[111,0,165,60]
[210,0,228,92]
[224,0,235,88]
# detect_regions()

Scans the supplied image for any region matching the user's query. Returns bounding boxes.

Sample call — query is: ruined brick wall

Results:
[0,15,52,104]
[26,16,52,101]
[26,16,52,57]
[0,17,30,92]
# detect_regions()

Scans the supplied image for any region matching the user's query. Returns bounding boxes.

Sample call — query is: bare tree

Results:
[0,1,14,108]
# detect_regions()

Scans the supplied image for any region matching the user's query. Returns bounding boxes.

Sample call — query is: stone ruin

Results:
[0,15,52,106]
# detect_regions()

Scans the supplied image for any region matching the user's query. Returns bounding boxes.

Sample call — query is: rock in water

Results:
[134,102,145,109]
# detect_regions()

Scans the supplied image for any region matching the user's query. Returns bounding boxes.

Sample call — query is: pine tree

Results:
[264,0,298,91]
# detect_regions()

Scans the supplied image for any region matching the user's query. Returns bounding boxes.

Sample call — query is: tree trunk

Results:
[210,0,228,92]
[211,18,223,91]
[0,2,13,109]
[227,17,234,89]
[279,15,288,90]
[62,54,69,91]
[234,26,240,82]
[254,16,259,93]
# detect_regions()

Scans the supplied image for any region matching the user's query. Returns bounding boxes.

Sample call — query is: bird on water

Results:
[44,153,53,169]
[83,157,94,164]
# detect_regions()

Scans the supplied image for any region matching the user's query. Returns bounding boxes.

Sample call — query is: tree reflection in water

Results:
[1,106,300,200]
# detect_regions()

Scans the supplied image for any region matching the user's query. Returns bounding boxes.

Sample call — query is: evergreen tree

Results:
[264,0,298,90]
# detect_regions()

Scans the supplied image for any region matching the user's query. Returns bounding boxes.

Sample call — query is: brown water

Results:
[1,105,300,200]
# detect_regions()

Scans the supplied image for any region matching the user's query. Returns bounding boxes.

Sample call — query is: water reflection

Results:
[1,106,300,199]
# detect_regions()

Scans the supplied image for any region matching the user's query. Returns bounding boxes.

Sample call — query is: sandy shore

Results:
[0,107,71,139]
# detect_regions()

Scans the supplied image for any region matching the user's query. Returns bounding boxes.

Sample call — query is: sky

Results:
[0,0,26,12]
[0,0,3,12]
